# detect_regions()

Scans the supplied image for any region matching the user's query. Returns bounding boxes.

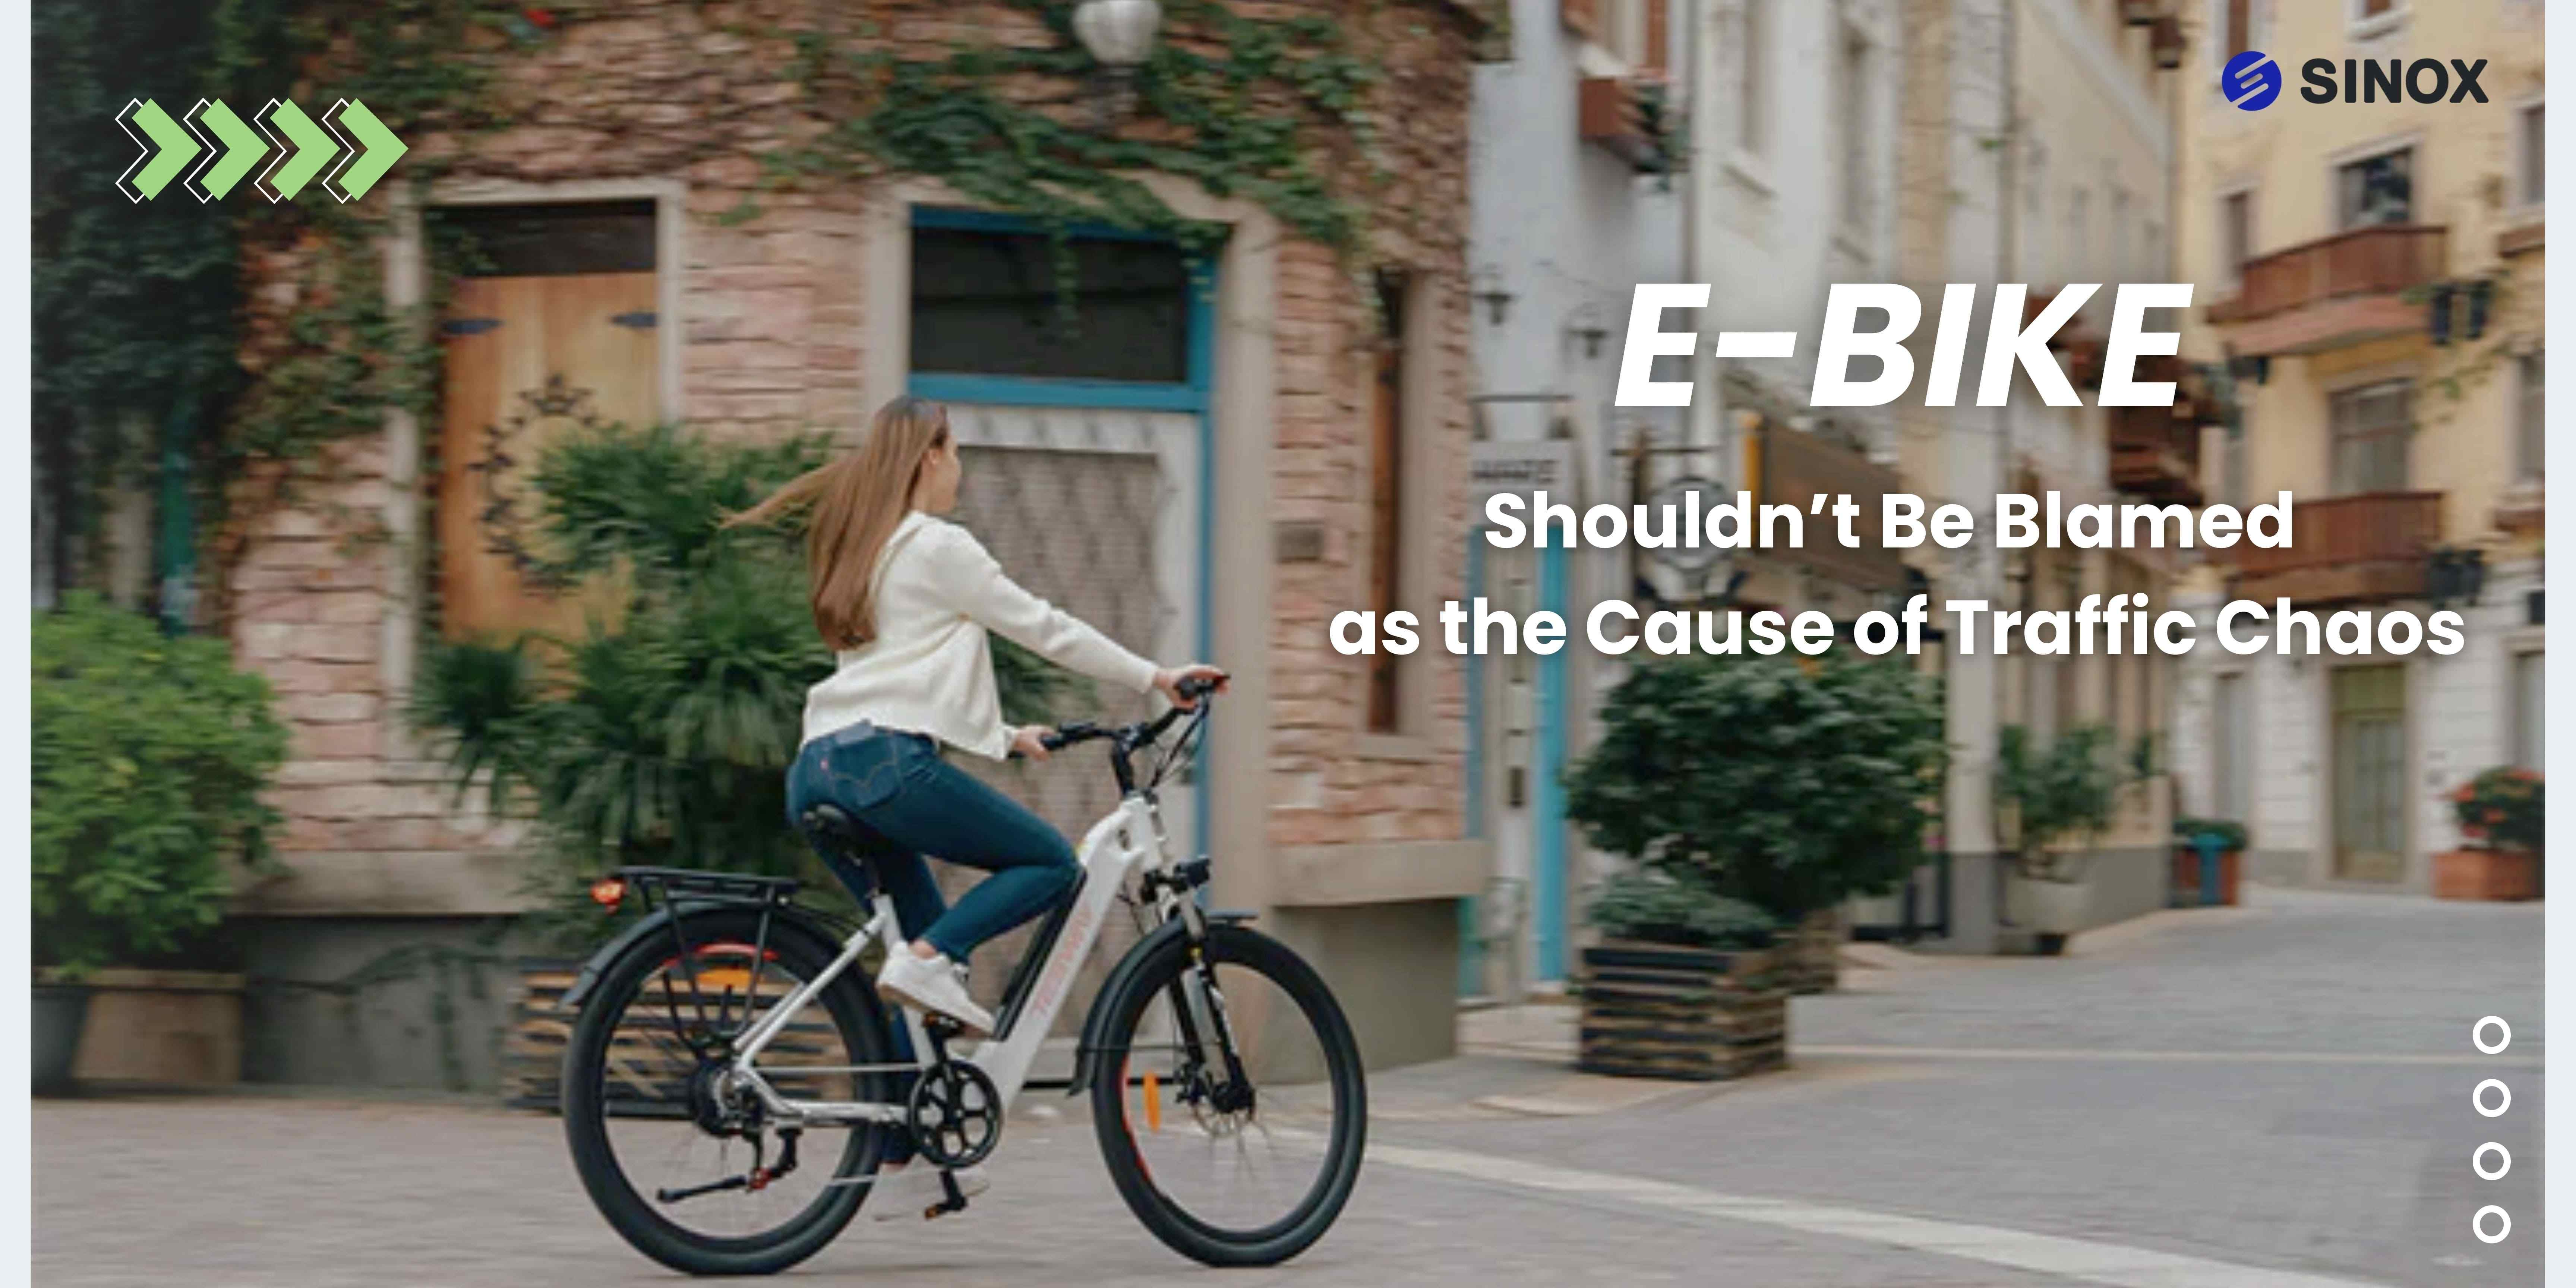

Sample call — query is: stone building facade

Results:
[227,0,1491,1087]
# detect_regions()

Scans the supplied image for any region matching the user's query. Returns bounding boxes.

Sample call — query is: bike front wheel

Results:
[1089,922,1366,1267]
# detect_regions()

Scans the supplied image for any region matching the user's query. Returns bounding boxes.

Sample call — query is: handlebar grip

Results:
[1175,672,1226,702]
[1037,732,1067,752]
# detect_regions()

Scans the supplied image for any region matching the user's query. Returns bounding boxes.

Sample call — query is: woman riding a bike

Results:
[728,393,1226,1214]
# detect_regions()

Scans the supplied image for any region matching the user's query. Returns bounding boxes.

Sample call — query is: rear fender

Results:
[558,899,843,1013]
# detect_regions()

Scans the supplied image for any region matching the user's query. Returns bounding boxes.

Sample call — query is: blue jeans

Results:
[785,723,1080,966]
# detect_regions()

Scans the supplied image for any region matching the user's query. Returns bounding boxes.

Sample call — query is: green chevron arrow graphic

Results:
[254,99,339,202]
[117,99,201,202]
[322,100,407,202]
[182,99,269,202]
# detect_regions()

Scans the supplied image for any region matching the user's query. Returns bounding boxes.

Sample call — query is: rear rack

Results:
[615,866,800,909]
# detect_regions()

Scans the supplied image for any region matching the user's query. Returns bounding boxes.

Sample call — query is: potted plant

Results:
[2435,767,2544,901]
[2171,817,2248,907]
[1565,652,1945,1057]
[1994,724,2125,953]
[1574,869,1786,1081]
[412,424,1083,1107]
[33,594,286,1093]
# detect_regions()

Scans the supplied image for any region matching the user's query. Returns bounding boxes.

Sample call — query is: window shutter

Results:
[1641,0,1667,76]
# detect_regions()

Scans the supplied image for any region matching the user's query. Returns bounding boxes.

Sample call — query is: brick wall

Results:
[231,0,1481,903]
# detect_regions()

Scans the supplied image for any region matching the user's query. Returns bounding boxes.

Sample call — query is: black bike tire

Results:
[1088,923,1367,1267]
[562,906,896,1277]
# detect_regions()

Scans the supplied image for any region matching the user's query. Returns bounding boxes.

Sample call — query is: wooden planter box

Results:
[2434,848,2541,902]
[2170,846,2243,906]
[1781,907,1843,995]
[1576,941,1786,1082]
[45,969,245,1087]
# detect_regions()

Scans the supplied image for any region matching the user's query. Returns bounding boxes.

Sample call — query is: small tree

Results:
[2450,767,2543,855]
[1993,724,2125,882]
[1565,654,1947,924]
[412,422,1081,945]
[33,594,287,973]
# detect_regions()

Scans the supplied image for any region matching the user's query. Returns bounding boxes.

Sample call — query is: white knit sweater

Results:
[799,511,1161,759]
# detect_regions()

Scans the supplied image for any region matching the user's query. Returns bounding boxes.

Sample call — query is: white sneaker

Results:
[866,1163,990,1221]
[877,948,996,1038]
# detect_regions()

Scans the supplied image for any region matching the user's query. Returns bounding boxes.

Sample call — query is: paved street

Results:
[37,887,2541,1287]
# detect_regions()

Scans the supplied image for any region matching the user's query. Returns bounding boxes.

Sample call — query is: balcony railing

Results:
[2206,224,2446,325]
[2107,404,2203,505]
[2223,491,2444,604]
[1748,421,1909,591]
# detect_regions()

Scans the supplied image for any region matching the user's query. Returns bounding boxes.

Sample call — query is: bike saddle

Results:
[797,804,884,897]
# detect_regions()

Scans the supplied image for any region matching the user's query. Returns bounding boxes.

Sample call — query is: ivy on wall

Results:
[38,0,1461,624]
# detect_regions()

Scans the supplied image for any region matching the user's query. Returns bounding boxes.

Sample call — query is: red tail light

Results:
[590,877,625,910]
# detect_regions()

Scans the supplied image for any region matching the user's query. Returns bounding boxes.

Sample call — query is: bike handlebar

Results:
[1035,673,1224,753]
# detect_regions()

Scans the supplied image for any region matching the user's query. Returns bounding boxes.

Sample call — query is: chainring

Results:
[906,1060,1004,1169]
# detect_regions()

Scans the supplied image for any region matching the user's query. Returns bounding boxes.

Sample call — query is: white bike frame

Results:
[722,791,1200,1128]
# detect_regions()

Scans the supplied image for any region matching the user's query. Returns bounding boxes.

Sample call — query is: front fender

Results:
[558,898,779,1013]
[1066,910,1256,1096]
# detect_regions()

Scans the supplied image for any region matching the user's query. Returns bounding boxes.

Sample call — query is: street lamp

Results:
[1073,0,1162,121]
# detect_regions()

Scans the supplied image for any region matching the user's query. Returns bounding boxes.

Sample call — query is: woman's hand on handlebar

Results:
[1007,725,1053,762]
[1153,664,1229,710]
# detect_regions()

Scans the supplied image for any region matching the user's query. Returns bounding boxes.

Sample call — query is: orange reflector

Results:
[590,877,625,910]
[1142,1071,1162,1133]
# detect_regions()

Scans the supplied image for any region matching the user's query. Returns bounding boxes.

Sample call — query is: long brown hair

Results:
[726,395,951,650]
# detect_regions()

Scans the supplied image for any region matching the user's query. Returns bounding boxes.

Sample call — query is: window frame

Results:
[2347,0,2406,42]
[2517,346,2545,484]
[2331,142,2415,230]
[2325,376,2415,495]
[2513,96,2546,218]
[2214,185,2256,296]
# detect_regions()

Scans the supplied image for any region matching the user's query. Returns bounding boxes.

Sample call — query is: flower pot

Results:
[2434,847,2540,902]
[2010,874,2091,941]
[53,969,246,1087]
[1576,940,1786,1082]
[1784,907,1844,994]
[32,982,92,1096]
[2170,845,2243,906]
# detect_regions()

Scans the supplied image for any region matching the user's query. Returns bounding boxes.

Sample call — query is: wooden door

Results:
[2330,664,2407,882]
[439,271,658,642]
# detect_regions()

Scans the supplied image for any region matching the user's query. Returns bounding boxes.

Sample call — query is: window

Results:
[2109,186,2131,279]
[1366,273,1409,733]
[2514,651,2545,772]
[2336,148,2413,228]
[2519,103,2545,208]
[2218,190,2252,291]
[2519,349,2544,482]
[2213,673,2248,821]
[2329,379,2413,493]
[2067,188,2089,281]
[1737,0,1768,157]
[910,226,1190,382]
[2357,0,2396,15]
[2223,0,2251,60]
[1837,27,1872,233]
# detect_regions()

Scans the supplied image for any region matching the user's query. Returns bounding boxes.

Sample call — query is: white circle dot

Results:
[2474,1143,2511,1180]
[2474,1016,2512,1055]
[2475,1079,2512,1118]
[2474,1206,2510,1244]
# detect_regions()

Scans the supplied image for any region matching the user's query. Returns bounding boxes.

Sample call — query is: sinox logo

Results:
[2225,49,2493,112]
[2223,50,2283,111]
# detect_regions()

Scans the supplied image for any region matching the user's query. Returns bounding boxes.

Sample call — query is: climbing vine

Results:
[769,0,1413,285]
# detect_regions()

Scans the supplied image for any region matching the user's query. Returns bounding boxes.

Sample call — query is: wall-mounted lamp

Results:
[1568,303,1610,359]
[1072,0,1162,121]
[1472,265,1515,326]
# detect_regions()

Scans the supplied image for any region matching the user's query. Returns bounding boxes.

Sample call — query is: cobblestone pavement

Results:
[35,886,2540,1287]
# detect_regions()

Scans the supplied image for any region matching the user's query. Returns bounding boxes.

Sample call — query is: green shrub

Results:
[1995,724,2127,881]
[1565,654,1947,922]
[413,422,1084,943]
[33,594,286,974]
[2450,767,2543,853]
[2172,817,2249,852]
[1586,868,1779,950]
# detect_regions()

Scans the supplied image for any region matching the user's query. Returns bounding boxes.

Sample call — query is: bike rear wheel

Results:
[1089,923,1366,1266]
[562,906,899,1276]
